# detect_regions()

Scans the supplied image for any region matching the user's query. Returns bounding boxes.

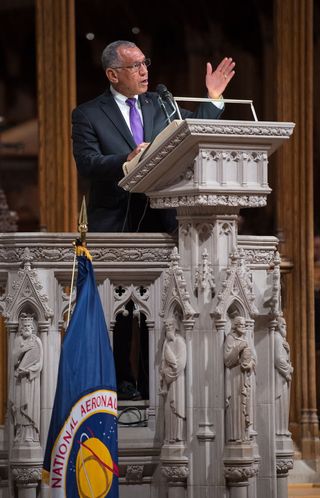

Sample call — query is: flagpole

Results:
[66,196,88,327]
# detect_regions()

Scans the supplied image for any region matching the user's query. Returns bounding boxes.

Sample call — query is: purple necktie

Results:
[126,98,144,145]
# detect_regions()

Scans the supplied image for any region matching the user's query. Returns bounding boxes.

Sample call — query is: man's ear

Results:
[106,68,118,84]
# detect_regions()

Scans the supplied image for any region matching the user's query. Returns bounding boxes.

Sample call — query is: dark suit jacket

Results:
[72,89,223,232]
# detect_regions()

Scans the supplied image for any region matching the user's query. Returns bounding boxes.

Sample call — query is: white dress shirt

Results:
[110,86,143,132]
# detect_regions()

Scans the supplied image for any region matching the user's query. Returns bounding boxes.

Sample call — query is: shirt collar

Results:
[110,85,139,105]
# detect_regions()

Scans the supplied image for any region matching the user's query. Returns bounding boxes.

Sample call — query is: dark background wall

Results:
[0,0,318,240]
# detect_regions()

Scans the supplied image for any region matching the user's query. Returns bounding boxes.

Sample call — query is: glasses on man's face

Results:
[112,58,151,73]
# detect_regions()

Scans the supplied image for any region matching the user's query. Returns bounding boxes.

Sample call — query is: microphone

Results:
[156,84,180,123]
[156,83,174,102]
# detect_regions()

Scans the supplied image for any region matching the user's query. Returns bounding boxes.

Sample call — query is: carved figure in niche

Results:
[224,316,256,442]
[12,313,43,443]
[274,316,293,436]
[160,317,187,443]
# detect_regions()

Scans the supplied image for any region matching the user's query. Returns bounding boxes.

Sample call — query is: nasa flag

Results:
[43,245,118,497]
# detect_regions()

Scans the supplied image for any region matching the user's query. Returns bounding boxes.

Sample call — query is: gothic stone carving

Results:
[161,247,197,321]
[276,458,294,476]
[0,246,172,263]
[161,463,189,483]
[3,256,53,322]
[11,465,42,485]
[125,464,144,483]
[224,316,256,443]
[215,249,258,320]
[160,317,187,444]
[224,463,258,484]
[151,194,267,209]
[274,316,293,436]
[11,313,43,444]
[194,248,215,298]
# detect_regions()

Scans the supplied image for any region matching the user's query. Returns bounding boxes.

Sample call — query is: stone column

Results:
[11,466,42,498]
[38,321,50,453]
[274,0,320,461]
[0,316,7,426]
[161,461,189,498]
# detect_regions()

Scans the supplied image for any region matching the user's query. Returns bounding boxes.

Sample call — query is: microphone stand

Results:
[157,95,179,124]
[170,96,182,120]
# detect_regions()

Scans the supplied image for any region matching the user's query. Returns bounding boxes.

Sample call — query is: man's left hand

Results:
[206,57,236,99]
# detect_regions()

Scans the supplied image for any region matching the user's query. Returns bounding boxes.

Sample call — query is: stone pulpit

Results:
[119,118,295,498]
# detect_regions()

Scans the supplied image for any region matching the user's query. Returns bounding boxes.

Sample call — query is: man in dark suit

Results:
[71,40,235,399]
[72,40,235,233]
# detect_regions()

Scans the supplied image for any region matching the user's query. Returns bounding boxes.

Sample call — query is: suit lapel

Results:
[139,94,154,142]
[99,92,136,148]
[99,91,155,146]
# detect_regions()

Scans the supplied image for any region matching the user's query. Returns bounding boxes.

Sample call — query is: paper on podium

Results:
[122,119,184,176]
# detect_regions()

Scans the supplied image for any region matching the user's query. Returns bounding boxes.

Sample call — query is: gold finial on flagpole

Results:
[67,196,89,327]
[78,196,88,247]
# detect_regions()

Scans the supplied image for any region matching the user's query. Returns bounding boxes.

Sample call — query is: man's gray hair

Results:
[101,40,137,71]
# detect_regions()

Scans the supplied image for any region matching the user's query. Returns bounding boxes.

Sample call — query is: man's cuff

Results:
[210,95,224,110]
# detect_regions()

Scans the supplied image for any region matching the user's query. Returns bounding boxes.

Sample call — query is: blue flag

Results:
[43,247,118,497]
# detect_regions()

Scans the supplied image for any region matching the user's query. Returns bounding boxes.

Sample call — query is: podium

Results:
[120,119,295,498]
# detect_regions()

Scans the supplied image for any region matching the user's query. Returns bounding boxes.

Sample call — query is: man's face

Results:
[106,46,149,97]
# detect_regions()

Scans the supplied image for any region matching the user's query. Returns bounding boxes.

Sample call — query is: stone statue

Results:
[12,313,43,443]
[160,317,187,443]
[274,316,293,436]
[224,316,256,442]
